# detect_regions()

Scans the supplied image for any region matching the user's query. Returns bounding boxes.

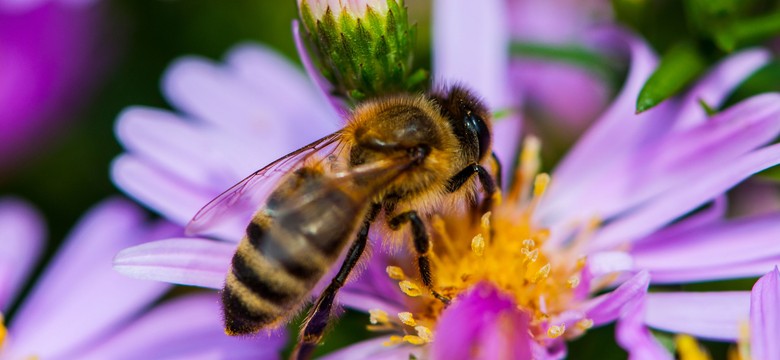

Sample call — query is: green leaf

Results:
[636,41,707,113]
[714,11,780,51]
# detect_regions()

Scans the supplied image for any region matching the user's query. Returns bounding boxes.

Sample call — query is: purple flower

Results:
[0,3,103,172]
[0,197,284,359]
[109,4,780,360]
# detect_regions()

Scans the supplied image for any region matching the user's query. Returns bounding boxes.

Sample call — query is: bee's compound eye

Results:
[466,113,490,160]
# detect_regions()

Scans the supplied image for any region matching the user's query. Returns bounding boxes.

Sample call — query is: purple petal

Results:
[673,49,771,130]
[632,213,780,272]
[6,198,176,359]
[292,21,349,118]
[319,337,421,360]
[583,270,649,326]
[74,293,286,360]
[432,0,510,110]
[538,29,664,228]
[431,282,532,360]
[111,154,214,227]
[0,198,44,311]
[615,295,673,360]
[114,238,235,290]
[591,141,780,250]
[586,251,634,279]
[645,291,750,341]
[648,259,780,284]
[750,266,780,360]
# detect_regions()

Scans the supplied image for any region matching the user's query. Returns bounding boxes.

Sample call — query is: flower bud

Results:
[297,0,427,105]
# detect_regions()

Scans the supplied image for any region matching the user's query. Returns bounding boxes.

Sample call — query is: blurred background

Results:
[4,0,780,358]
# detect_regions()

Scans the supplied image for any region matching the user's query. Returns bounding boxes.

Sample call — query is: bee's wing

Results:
[185,131,344,237]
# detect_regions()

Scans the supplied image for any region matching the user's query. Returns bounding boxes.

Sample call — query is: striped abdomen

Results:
[221,169,366,335]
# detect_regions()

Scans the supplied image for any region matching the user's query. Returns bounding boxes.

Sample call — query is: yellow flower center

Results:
[369,137,599,346]
[0,313,6,349]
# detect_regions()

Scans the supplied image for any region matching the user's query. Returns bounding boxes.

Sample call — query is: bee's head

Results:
[431,85,491,163]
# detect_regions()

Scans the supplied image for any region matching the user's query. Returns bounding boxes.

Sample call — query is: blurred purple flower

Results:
[0,197,284,359]
[0,3,103,172]
[506,0,613,141]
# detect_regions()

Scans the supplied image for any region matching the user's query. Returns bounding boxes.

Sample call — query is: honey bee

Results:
[187,85,500,359]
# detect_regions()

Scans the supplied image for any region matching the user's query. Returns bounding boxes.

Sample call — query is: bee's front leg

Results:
[388,211,450,305]
[446,163,498,217]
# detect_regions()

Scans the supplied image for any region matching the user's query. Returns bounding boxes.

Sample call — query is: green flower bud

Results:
[297,0,427,105]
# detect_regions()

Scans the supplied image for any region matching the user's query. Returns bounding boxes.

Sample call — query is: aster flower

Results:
[0,2,103,172]
[110,3,780,360]
[0,197,284,359]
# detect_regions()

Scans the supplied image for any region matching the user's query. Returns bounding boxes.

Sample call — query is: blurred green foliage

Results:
[612,0,780,112]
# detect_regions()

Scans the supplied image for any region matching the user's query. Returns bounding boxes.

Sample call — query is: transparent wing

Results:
[186,131,344,237]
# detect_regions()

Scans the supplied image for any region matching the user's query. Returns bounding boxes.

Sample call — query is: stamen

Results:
[386,266,405,280]
[369,309,389,325]
[383,335,403,347]
[676,334,710,360]
[399,281,422,297]
[403,335,425,345]
[547,324,566,338]
[532,263,551,283]
[533,173,551,198]
[398,312,417,326]
[523,248,539,264]
[575,318,593,331]
[471,234,485,256]
[522,239,536,249]
[567,275,581,288]
[513,136,541,202]
[415,326,434,342]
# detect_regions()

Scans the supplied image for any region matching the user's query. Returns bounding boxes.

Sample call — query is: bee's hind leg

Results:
[388,211,450,304]
[292,205,380,360]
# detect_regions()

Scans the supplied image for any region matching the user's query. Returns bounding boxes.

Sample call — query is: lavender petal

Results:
[645,291,750,341]
[750,266,780,360]
[0,198,44,311]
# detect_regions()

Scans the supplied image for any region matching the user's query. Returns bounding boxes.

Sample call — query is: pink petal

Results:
[74,293,286,360]
[111,154,216,227]
[583,270,649,326]
[591,141,780,250]
[750,266,780,360]
[673,49,771,130]
[113,238,235,290]
[615,295,673,360]
[645,291,750,341]
[648,259,780,284]
[632,213,780,272]
[538,29,664,228]
[431,283,532,360]
[0,198,44,311]
[6,198,176,359]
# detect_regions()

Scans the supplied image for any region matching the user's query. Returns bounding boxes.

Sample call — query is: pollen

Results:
[402,335,425,345]
[382,335,404,347]
[398,312,417,326]
[567,275,581,288]
[399,281,422,297]
[386,266,405,280]
[415,326,434,342]
[547,324,566,338]
[576,318,594,331]
[533,173,551,197]
[369,309,389,325]
[471,234,485,256]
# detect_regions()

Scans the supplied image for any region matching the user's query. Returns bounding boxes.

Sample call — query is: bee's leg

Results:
[446,163,497,216]
[293,204,380,360]
[388,211,450,304]
[491,151,503,190]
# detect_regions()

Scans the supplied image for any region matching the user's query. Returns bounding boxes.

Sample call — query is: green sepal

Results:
[636,41,707,113]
